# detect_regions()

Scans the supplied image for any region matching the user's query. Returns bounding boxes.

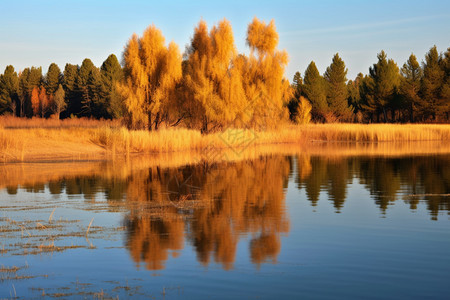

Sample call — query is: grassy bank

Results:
[1,117,450,162]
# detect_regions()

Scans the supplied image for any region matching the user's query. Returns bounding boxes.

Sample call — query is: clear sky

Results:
[0,0,449,80]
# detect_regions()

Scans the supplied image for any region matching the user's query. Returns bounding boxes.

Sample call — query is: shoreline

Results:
[1,123,450,163]
[2,142,450,191]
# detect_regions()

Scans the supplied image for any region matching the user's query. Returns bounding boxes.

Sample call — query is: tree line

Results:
[291,47,450,123]
[0,17,449,129]
[0,54,123,120]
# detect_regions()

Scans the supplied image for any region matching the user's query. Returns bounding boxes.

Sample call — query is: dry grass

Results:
[92,123,450,153]
[255,123,450,143]
[1,116,450,162]
[0,115,121,129]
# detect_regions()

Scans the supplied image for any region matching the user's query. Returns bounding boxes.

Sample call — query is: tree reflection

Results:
[2,153,449,270]
[121,156,291,270]
[295,154,450,218]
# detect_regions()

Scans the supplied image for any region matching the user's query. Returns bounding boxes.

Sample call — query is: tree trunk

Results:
[19,96,24,117]
[382,107,388,123]
[154,112,160,131]
[148,113,153,131]
[202,117,208,134]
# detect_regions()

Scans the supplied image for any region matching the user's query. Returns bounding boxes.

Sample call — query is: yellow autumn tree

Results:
[30,87,40,117]
[183,19,247,132]
[118,25,182,130]
[295,96,312,124]
[38,87,51,118]
[240,17,292,129]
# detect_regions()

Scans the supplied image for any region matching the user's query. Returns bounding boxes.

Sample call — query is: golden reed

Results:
[1,116,449,162]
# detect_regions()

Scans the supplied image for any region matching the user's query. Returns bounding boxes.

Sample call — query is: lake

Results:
[0,151,449,299]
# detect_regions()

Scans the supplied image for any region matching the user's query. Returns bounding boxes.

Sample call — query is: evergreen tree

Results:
[63,63,79,117]
[347,73,363,111]
[100,54,124,119]
[400,54,423,122]
[45,63,62,96]
[0,65,19,115]
[287,71,303,122]
[441,48,450,120]
[18,67,42,117]
[292,71,303,99]
[77,58,102,117]
[368,51,400,122]
[324,53,352,121]
[303,61,327,121]
[421,46,447,121]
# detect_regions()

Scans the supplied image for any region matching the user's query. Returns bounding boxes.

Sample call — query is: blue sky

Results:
[0,0,449,80]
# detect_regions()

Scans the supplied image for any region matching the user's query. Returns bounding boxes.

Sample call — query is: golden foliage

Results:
[295,96,312,124]
[246,17,279,54]
[183,19,246,132]
[121,156,291,270]
[239,17,292,129]
[161,17,291,132]
[118,26,182,130]
[31,87,40,116]
[39,87,51,117]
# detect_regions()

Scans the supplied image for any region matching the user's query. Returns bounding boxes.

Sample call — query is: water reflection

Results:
[1,154,449,271]
[295,154,450,218]
[121,157,291,270]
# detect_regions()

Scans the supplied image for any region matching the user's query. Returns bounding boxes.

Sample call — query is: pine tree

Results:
[18,67,42,117]
[347,73,364,115]
[63,63,79,117]
[324,53,352,121]
[45,63,61,96]
[287,71,303,122]
[359,74,377,121]
[368,51,400,122]
[77,58,103,117]
[100,54,124,119]
[0,65,19,115]
[400,54,423,122]
[421,46,447,121]
[421,46,445,120]
[303,61,327,121]
[292,71,303,99]
[441,48,450,120]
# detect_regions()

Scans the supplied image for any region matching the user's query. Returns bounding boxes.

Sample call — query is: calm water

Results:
[0,154,449,299]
